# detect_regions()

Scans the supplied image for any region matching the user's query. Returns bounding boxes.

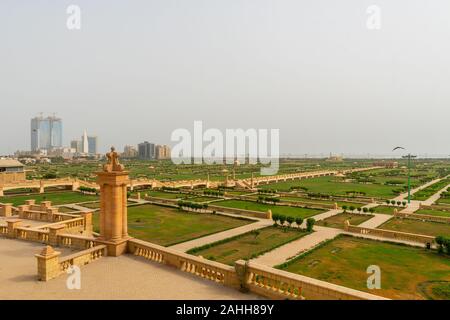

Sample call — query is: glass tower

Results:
[30,115,63,151]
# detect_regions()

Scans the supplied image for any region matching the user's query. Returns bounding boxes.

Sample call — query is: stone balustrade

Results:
[14,227,49,243]
[236,260,386,300]
[58,233,97,250]
[128,239,240,288]
[0,225,8,235]
[345,225,435,246]
[36,245,107,281]
[395,211,450,224]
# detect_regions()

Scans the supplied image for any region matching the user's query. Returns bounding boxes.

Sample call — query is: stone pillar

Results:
[136,192,141,200]
[0,203,12,217]
[72,180,80,191]
[40,201,52,211]
[96,147,130,256]
[48,225,65,246]
[7,219,22,238]
[344,220,350,231]
[334,202,338,210]
[17,205,28,219]
[39,180,45,194]
[79,211,93,234]
[25,200,36,206]
[35,246,61,281]
[267,209,272,220]
[0,187,3,197]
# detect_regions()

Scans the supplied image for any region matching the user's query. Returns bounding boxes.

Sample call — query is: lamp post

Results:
[392,147,416,204]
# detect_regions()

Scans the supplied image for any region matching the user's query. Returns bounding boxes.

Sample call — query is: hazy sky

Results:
[1,0,449,156]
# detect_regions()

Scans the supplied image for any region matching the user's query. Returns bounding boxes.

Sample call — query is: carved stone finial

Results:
[103,146,125,172]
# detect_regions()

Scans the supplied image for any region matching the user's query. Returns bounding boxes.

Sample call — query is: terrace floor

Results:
[0,238,260,300]
[0,216,49,228]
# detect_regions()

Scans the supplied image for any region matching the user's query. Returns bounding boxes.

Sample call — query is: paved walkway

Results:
[309,209,342,222]
[358,213,392,228]
[393,178,443,201]
[251,226,341,266]
[170,219,273,252]
[421,183,450,206]
[0,238,260,300]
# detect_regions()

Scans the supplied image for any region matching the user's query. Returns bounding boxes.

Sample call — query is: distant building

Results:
[122,145,138,158]
[87,136,98,154]
[82,130,89,154]
[373,161,398,168]
[138,141,155,160]
[70,140,82,153]
[0,159,25,185]
[30,115,63,151]
[155,145,171,160]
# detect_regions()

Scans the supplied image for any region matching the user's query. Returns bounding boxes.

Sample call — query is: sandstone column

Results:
[96,147,130,256]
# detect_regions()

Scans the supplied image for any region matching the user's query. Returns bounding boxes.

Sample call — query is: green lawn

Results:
[260,176,400,199]
[143,190,187,199]
[214,200,324,219]
[373,205,401,215]
[187,196,222,203]
[92,204,253,246]
[415,209,450,218]
[316,213,374,229]
[278,235,450,300]
[188,226,309,265]
[280,196,364,209]
[379,218,450,237]
[412,179,450,201]
[0,192,98,206]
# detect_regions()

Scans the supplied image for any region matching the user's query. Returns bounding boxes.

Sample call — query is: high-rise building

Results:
[87,136,98,154]
[138,141,155,159]
[70,140,82,153]
[155,145,171,160]
[82,130,89,154]
[30,115,63,151]
[122,145,138,158]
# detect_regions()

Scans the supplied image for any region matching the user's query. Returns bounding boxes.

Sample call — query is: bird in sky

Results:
[392,146,405,151]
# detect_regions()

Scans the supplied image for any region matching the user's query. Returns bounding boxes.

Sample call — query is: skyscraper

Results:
[138,141,155,159]
[87,136,98,154]
[82,130,89,154]
[30,115,63,151]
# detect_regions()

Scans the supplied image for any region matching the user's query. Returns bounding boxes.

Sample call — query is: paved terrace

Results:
[0,238,261,300]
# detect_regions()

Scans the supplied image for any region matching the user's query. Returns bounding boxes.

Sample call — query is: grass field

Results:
[316,213,374,229]
[214,199,324,219]
[92,204,252,246]
[188,196,222,203]
[0,192,98,206]
[144,191,188,199]
[279,196,364,209]
[188,226,309,265]
[415,209,450,218]
[278,235,450,299]
[373,205,401,215]
[260,176,400,199]
[379,218,450,237]
[412,179,450,201]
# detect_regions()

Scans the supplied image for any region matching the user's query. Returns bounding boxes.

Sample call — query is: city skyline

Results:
[1,1,450,156]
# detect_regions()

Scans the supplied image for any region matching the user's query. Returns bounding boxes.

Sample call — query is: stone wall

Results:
[345,225,435,246]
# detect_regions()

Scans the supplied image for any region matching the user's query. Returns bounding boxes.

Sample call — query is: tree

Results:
[295,217,304,228]
[272,213,280,226]
[349,206,355,212]
[357,207,362,214]
[402,201,407,207]
[397,201,402,206]
[369,208,375,213]
[286,216,294,227]
[386,200,390,205]
[306,218,315,232]
[391,200,396,206]
[279,215,287,227]
[363,207,369,213]
[342,205,348,212]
